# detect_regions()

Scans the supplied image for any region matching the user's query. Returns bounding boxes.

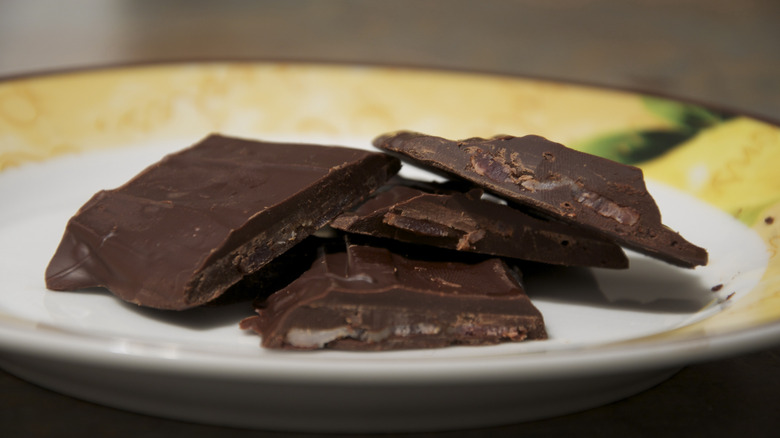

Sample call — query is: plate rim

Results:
[1,58,778,127]
[2,311,780,384]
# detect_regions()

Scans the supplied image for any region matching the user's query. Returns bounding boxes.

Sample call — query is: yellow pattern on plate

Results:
[637,117,780,338]
[1,62,666,169]
[641,117,780,227]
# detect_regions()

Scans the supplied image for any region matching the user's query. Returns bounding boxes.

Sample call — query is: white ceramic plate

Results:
[1,63,779,432]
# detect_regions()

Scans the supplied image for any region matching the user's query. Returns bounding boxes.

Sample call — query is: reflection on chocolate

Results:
[45,134,400,310]
[331,177,628,269]
[374,131,707,268]
[240,243,547,350]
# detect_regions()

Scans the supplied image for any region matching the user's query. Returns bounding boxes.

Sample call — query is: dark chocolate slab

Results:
[45,134,400,309]
[240,244,547,350]
[374,131,707,268]
[331,178,628,268]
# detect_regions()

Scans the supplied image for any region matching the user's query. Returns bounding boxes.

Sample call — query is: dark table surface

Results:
[2,1,779,437]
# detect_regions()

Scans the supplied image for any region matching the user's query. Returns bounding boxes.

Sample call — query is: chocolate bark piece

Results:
[45,134,401,310]
[374,131,707,268]
[240,244,547,350]
[330,178,628,269]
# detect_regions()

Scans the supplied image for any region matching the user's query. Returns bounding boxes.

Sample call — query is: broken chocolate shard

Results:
[374,131,707,268]
[331,177,629,269]
[206,235,327,306]
[45,134,401,310]
[240,243,547,350]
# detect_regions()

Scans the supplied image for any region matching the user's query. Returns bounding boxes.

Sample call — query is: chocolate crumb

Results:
[765,216,775,225]
[711,284,724,292]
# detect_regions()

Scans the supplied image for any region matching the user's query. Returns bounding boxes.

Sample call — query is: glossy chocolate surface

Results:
[240,243,547,350]
[45,134,400,309]
[331,177,628,268]
[374,131,707,268]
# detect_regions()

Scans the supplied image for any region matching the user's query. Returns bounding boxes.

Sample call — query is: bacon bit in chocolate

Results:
[711,284,724,292]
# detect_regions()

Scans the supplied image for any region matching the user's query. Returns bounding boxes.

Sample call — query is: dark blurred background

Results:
[1,0,778,120]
